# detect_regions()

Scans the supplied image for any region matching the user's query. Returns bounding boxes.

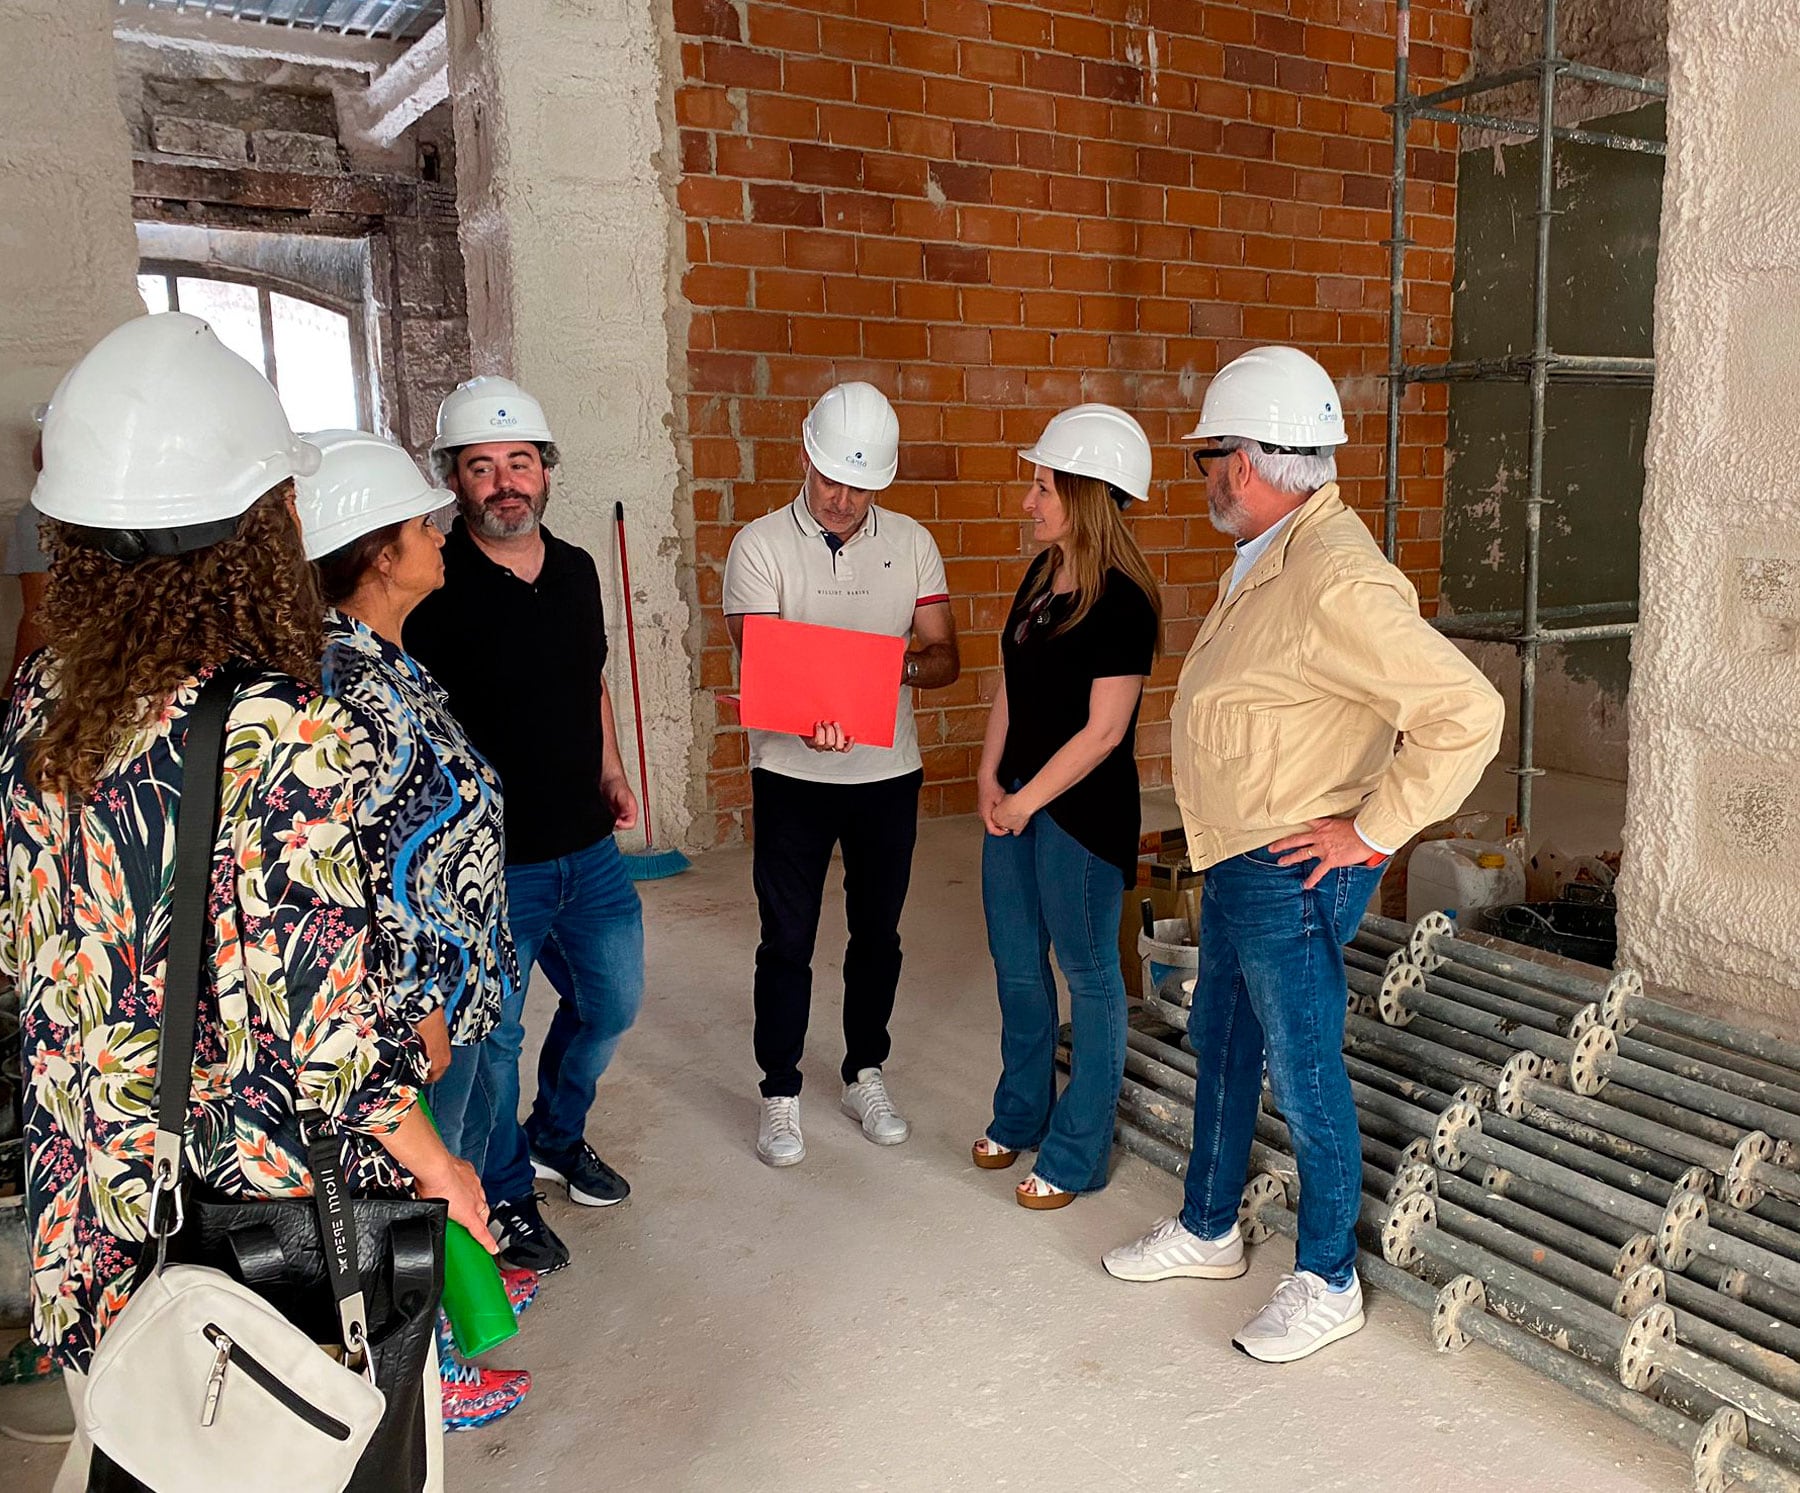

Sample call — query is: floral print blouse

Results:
[0,658,421,1372]
[322,612,515,1046]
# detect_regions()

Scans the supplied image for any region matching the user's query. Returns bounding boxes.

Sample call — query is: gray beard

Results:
[463,491,546,540]
[1207,493,1248,539]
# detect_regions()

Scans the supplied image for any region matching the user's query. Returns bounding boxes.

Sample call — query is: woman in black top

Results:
[972,405,1161,1209]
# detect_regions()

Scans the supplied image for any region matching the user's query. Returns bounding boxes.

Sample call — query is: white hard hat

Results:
[1182,346,1348,452]
[431,375,554,454]
[296,430,445,561]
[802,382,899,491]
[1018,403,1153,503]
[32,312,320,534]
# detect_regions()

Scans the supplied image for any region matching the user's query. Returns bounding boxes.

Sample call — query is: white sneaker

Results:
[1233,1271,1365,1363]
[841,1067,910,1145]
[757,1096,805,1167]
[1102,1216,1247,1282]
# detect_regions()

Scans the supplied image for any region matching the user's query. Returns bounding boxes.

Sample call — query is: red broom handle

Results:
[613,501,655,848]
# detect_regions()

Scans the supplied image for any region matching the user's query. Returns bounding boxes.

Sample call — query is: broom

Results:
[614,501,690,881]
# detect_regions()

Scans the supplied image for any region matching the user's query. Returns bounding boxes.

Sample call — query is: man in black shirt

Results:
[406,376,644,1273]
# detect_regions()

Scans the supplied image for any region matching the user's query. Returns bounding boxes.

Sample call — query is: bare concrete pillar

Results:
[444,0,694,849]
[1618,1,1800,1019]
[0,0,141,662]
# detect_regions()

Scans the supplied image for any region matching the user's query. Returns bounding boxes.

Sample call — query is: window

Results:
[136,268,365,433]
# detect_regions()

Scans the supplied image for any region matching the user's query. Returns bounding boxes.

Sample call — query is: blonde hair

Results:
[1022,470,1161,638]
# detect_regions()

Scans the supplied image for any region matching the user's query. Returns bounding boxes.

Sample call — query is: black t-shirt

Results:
[404,519,612,866]
[998,555,1159,884]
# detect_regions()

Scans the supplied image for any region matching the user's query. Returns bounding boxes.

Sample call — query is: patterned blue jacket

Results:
[323,611,517,1045]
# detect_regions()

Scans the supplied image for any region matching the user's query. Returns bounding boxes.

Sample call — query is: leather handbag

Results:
[82,670,446,1493]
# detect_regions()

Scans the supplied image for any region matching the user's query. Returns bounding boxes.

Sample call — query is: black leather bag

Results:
[86,670,446,1493]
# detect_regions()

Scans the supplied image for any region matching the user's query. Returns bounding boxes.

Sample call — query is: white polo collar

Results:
[789,489,879,545]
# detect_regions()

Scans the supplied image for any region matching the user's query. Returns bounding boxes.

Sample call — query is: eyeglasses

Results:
[1190,440,1325,473]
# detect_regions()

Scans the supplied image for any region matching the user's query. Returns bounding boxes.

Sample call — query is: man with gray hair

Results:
[1102,347,1503,1363]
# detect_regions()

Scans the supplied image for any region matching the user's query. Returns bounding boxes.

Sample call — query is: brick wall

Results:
[677,0,1471,844]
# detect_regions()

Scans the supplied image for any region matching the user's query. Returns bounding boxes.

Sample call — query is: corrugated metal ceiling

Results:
[117,1,443,44]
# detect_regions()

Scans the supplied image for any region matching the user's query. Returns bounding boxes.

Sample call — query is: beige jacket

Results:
[1173,484,1504,871]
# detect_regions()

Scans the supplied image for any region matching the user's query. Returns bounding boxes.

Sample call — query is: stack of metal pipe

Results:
[1107,910,1800,1493]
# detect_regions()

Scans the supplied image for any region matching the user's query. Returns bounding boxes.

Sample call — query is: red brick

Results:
[702,41,781,90]
[823,192,896,233]
[755,270,825,312]
[855,64,926,113]
[684,265,750,305]
[959,41,1020,84]
[897,282,959,320]
[930,160,991,203]
[819,105,890,149]
[715,136,790,180]
[924,77,991,120]
[892,29,958,72]
[820,15,891,62]
[1083,60,1143,103]
[953,122,1017,166]
[747,94,819,140]
[748,5,817,51]
[1022,51,1081,94]
[783,56,854,100]
[674,0,740,40]
[924,243,989,284]
[992,88,1055,132]
[926,0,989,38]
[679,177,745,218]
[1053,14,1112,58]
[675,86,737,131]
[790,143,865,189]
[748,184,821,227]
[1223,45,1278,87]
[990,4,1050,47]
[784,230,858,272]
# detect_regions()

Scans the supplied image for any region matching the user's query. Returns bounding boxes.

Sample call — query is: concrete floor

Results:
[8,781,1681,1492]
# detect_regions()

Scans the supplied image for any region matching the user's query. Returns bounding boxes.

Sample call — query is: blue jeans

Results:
[430,1038,495,1175]
[1181,846,1382,1288]
[982,808,1127,1194]
[480,836,645,1204]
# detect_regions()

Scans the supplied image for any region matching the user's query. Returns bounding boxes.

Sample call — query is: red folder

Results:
[734,615,906,748]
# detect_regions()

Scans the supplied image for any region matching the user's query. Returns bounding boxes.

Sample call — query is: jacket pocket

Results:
[1173,701,1278,830]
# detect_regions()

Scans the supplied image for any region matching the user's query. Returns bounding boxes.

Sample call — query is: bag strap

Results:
[147,668,245,1232]
[146,667,372,1367]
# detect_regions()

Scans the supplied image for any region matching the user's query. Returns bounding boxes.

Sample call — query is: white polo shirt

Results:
[723,490,949,784]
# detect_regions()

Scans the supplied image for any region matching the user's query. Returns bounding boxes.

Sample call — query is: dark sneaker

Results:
[488,1192,570,1273]
[532,1141,631,1208]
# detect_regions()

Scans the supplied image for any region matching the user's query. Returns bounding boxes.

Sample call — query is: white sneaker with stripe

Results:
[1101,1216,1247,1282]
[1232,1271,1365,1363]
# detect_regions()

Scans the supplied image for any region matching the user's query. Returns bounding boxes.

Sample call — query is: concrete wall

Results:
[1440,103,1663,787]
[678,0,1473,840]
[1617,0,1800,1019]
[445,0,694,851]
[0,0,141,657]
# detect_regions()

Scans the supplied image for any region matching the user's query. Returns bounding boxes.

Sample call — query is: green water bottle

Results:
[421,1100,519,1357]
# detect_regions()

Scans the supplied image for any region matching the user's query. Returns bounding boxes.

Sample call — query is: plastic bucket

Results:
[1488,901,1618,970]
[1138,918,1199,1003]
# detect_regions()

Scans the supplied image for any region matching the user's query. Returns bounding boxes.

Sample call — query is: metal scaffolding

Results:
[1384,0,1665,837]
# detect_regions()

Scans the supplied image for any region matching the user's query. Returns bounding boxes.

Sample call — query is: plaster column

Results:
[444,0,694,850]
[0,0,141,663]
[1618,1,1800,1019]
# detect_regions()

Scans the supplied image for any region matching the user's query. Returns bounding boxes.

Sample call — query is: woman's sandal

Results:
[971,1136,1020,1170]
[1016,1172,1076,1210]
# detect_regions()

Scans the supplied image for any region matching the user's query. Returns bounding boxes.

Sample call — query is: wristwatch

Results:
[904,655,919,686]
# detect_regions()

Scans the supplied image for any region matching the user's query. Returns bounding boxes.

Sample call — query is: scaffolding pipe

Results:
[1246,1198,1800,1493]
[1123,1022,1800,1361]
[1404,102,1668,155]
[1382,0,1411,562]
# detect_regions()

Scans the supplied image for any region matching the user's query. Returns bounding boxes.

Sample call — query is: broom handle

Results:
[613,501,655,849]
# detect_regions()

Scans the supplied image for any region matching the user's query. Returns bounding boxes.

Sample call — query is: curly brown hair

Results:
[32,485,326,797]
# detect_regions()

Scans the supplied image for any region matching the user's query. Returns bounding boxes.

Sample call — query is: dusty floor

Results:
[8,773,1680,1492]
